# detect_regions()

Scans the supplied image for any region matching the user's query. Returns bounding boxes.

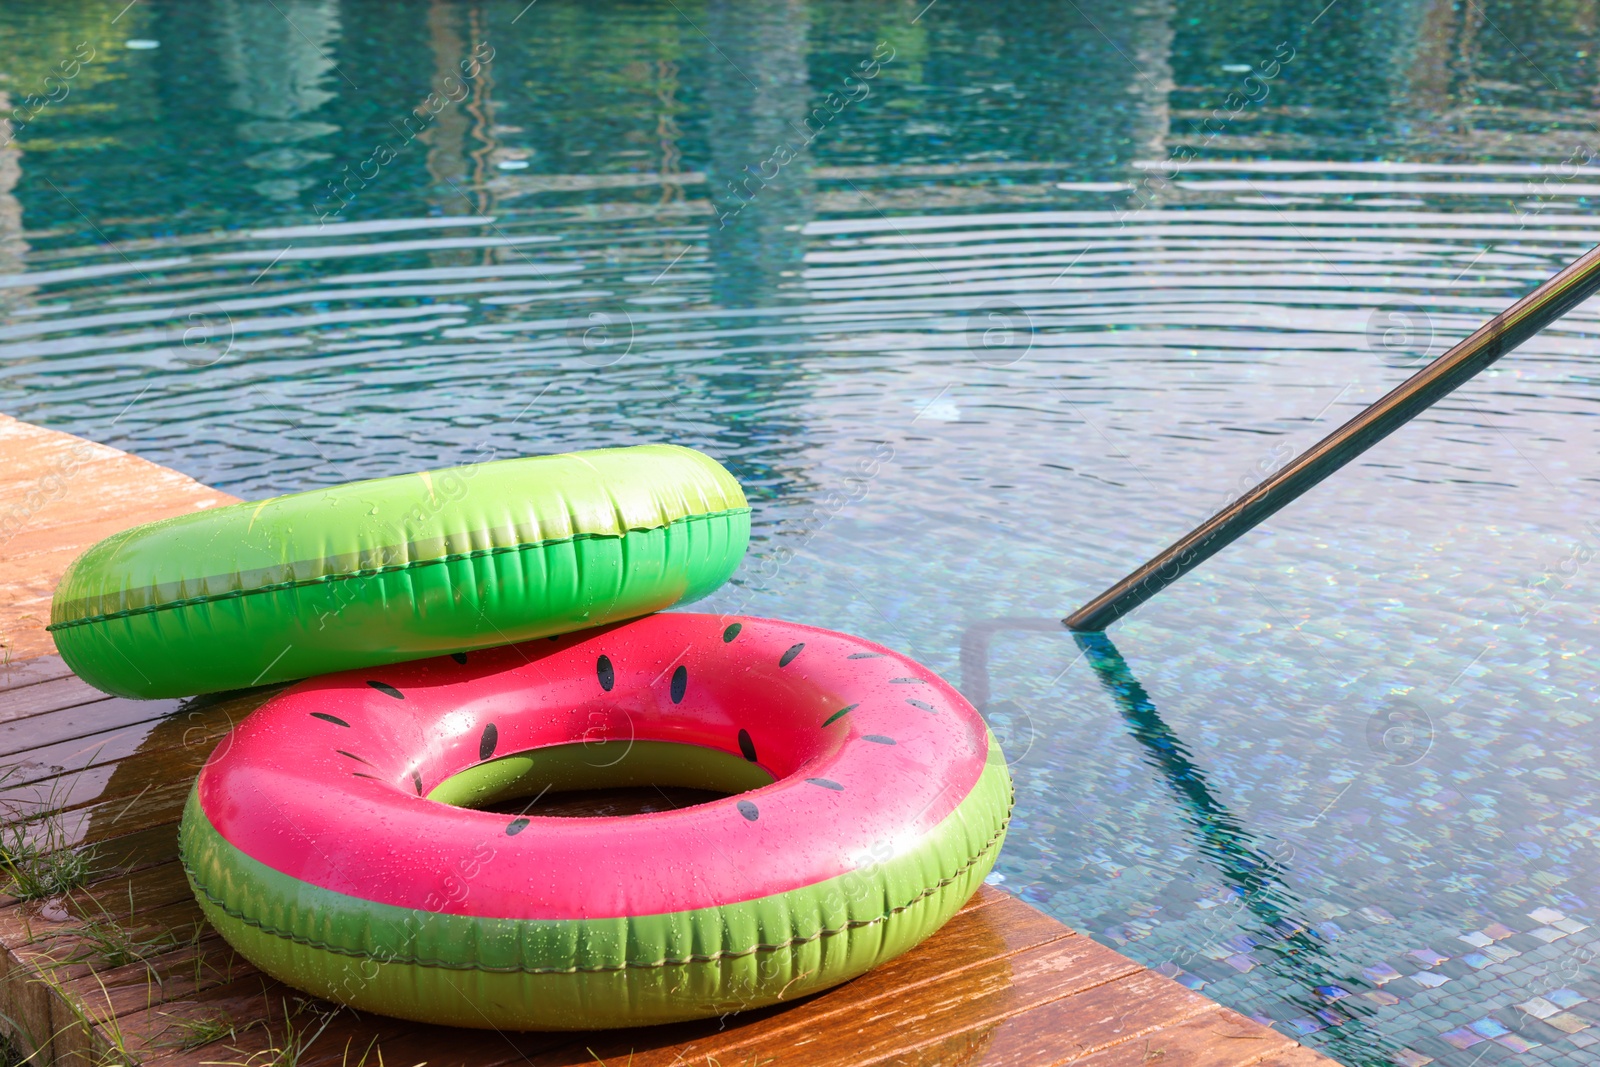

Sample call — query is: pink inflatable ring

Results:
[180,612,1012,1030]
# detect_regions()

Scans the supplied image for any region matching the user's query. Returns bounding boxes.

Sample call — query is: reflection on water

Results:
[5,1,1600,1062]
[1075,630,1379,1062]
[216,0,342,201]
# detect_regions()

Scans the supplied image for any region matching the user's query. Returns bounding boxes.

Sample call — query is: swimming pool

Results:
[5,1,1600,1062]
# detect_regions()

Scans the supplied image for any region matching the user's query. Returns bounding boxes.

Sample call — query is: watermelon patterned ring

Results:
[180,612,1012,1030]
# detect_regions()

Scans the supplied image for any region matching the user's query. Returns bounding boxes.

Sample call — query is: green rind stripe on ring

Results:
[51,512,750,698]
[179,737,1012,977]
[51,445,748,628]
[48,508,749,632]
[193,815,1004,1030]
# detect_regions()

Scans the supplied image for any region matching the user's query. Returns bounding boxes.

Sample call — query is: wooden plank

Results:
[4,776,190,866]
[0,413,238,662]
[0,688,277,838]
[0,698,173,761]
[0,467,226,515]
[1063,1006,1298,1066]
[0,656,75,693]
[56,778,196,852]
[5,511,212,564]
[0,956,60,1061]
[4,897,255,1063]
[0,903,64,1061]
[1257,1048,1343,1066]
[528,931,1146,1067]
[101,972,539,1067]
[0,415,225,499]
[53,930,246,1024]
[803,939,1157,1067]
[0,676,116,726]
[0,697,235,796]
[557,891,1078,1067]
[2,725,189,800]
[63,860,195,925]
[81,820,185,881]
[865,968,1221,1067]
[0,418,127,484]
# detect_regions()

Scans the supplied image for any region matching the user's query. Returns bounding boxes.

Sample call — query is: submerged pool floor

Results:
[5,1,1600,1063]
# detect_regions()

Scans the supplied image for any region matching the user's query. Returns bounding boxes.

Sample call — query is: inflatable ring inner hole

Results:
[426,740,777,818]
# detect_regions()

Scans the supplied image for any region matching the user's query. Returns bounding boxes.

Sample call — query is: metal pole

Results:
[1066,241,1600,632]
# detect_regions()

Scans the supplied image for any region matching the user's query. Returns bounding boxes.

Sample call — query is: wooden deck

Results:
[0,415,1338,1066]
[0,414,237,669]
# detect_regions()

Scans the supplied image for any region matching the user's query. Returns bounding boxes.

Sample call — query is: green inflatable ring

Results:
[49,445,749,698]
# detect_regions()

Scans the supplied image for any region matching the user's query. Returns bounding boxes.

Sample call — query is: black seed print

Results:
[821,704,858,728]
[506,817,530,836]
[480,723,499,761]
[335,750,370,765]
[863,735,896,745]
[352,772,380,781]
[671,665,688,704]
[738,729,758,763]
[723,623,742,643]
[907,699,937,714]
[450,652,468,665]
[806,778,844,791]
[887,678,925,685]
[311,712,350,728]
[847,653,883,660]
[779,643,805,667]
[367,680,405,699]
[412,771,424,795]
[737,800,760,821]
[597,655,615,691]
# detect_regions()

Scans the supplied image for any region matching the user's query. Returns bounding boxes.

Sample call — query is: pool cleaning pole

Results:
[1065,241,1600,633]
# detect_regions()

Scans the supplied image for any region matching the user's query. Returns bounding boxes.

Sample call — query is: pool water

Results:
[5,1,1600,1062]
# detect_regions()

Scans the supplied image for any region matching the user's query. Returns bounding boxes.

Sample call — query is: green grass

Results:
[157,1010,237,1050]
[66,884,180,971]
[0,768,93,901]
[17,963,143,1067]
[0,1030,25,1067]
[66,916,178,971]
[210,999,337,1067]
